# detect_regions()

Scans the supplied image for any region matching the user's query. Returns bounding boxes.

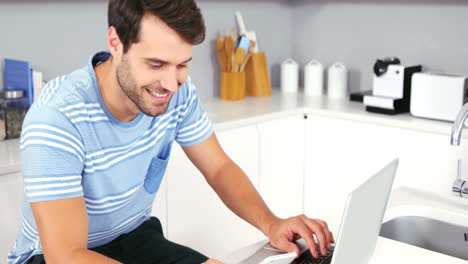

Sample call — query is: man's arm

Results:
[31,196,121,264]
[182,133,335,258]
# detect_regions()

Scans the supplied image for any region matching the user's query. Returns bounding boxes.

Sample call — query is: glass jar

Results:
[0,102,5,140]
[0,90,28,140]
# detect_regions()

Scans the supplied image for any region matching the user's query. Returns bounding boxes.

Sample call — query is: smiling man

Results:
[7,1,334,264]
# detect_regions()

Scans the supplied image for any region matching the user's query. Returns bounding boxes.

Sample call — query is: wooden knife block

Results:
[245,52,271,97]
[220,71,246,101]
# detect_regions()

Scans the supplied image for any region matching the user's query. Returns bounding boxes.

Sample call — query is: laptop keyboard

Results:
[293,248,334,264]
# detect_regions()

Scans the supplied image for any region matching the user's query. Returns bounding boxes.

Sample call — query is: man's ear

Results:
[107,26,122,58]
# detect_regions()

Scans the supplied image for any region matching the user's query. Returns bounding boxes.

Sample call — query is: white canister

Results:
[281,58,299,93]
[304,59,324,96]
[327,62,348,99]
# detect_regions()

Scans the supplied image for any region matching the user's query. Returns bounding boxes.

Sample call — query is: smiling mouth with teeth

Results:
[148,89,169,98]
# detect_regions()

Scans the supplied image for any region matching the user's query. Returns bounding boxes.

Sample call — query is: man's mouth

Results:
[147,89,169,98]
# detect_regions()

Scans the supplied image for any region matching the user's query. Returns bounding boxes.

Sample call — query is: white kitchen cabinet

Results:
[165,125,262,260]
[303,114,468,232]
[0,172,23,263]
[384,126,468,198]
[304,115,399,230]
[257,114,305,220]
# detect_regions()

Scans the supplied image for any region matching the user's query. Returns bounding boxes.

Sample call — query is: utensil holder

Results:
[220,71,246,101]
[245,52,271,97]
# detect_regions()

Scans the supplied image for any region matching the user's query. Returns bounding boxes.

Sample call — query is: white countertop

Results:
[223,187,468,264]
[0,91,461,175]
[204,91,460,137]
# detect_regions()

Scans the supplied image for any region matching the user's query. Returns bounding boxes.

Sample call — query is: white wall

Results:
[0,0,108,87]
[2,0,468,97]
[291,0,468,93]
[0,0,291,99]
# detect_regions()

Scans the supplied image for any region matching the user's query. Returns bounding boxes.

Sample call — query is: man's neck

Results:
[94,58,140,122]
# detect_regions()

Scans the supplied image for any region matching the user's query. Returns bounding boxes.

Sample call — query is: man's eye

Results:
[177,64,187,69]
[150,64,162,68]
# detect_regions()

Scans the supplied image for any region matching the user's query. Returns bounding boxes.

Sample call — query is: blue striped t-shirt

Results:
[7,51,213,264]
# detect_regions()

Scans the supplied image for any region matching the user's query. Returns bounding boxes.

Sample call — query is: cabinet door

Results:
[257,115,305,220]
[0,172,23,262]
[388,127,468,197]
[304,115,398,232]
[166,125,262,260]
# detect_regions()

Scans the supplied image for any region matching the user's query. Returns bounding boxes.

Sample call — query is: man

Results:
[8,0,334,263]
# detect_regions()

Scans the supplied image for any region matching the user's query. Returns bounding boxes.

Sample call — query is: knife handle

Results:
[235,11,248,35]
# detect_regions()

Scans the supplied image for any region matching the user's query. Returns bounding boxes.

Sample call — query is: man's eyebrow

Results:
[145,57,192,64]
[182,57,193,64]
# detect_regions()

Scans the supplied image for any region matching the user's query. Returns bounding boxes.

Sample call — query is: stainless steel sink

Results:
[380,216,468,260]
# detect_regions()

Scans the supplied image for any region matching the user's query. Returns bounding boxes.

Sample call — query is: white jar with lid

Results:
[304,59,324,96]
[327,62,348,99]
[281,58,299,93]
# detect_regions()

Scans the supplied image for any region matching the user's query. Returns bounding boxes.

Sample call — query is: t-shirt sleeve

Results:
[19,106,85,203]
[175,80,213,147]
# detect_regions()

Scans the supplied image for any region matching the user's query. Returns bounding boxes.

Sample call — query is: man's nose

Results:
[160,67,179,93]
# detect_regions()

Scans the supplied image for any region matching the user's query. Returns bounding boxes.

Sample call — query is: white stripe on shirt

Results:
[177,115,209,138]
[26,187,83,198]
[25,181,81,190]
[21,124,83,150]
[59,102,101,112]
[85,184,140,204]
[20,132,84,158]
[177,120,212,143]
[20,140,84,162]
[70,115,109,123]
[24,175,81,183]
[64,109,105,117]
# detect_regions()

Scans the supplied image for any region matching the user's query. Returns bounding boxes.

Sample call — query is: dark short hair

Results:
[108,0,206,53]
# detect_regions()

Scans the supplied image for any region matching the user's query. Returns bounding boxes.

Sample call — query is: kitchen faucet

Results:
[451,103,468,197]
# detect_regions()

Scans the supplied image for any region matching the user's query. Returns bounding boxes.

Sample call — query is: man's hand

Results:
[266,215,335,259]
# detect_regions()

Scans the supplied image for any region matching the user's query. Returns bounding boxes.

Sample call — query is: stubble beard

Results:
[116,56,170,117]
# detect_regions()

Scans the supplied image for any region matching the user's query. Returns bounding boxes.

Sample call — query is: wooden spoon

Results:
[233,48,246,72]
[224,37,235,72]
[216,37,226,71]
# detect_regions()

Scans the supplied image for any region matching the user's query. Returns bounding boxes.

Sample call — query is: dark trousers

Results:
[28,217,209,264]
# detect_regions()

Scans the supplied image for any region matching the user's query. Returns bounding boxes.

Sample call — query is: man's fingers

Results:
[293,219,320,258]
[299,217,328,257]
[266,216,335,260]
[314,219,334,248]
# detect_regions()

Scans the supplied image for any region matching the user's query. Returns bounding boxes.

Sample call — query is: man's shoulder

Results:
[34,67,96,110]
[25,67,98,127]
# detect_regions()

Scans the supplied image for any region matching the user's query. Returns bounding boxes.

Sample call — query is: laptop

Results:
[240,159,399,264]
